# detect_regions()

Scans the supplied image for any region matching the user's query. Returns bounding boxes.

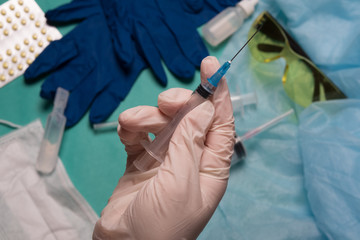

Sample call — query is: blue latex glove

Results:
[156,0,239,28]
[101,0,238,85]
[24,0,146,127]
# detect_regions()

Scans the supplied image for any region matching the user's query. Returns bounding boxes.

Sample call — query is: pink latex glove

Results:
[93,56,235,240]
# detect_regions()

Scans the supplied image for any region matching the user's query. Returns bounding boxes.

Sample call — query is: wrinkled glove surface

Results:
[92,56,235,240]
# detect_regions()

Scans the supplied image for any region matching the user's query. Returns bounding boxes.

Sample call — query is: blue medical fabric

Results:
[199,0,360,239]
[298,100,360,240]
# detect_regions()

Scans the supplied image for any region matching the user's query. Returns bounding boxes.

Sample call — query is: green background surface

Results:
[0,0,226,215]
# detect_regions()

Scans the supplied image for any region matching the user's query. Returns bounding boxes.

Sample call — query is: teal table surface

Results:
[0,0,227,215]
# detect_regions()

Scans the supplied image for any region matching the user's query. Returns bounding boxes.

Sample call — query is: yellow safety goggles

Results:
[248,11,346,107]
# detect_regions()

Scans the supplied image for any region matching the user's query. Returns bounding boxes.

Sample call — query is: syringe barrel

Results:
[133,61,231,172]
[133,91,208,171]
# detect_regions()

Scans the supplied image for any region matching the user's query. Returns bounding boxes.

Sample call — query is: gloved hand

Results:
[24,0,146,127]
[92,56,235,240]
[101,0,238,84]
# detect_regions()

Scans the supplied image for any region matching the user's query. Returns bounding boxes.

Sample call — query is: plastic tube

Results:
[231,91,257,116]
[36,87,69,174]
[233,109,294,162]
[93,121,118,130]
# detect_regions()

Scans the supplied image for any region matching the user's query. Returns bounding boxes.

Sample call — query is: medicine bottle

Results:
[202,0,258,46]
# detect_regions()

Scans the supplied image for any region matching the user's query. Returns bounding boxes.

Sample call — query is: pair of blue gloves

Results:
[24,0,238,127]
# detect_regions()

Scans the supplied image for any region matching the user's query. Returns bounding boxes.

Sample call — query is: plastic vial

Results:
[36,87,69,174]
[202,0,258,46]
[231,91,257,116]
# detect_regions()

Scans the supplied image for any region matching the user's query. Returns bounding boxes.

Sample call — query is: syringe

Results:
[133,25,262,172]
[233,109,294,163]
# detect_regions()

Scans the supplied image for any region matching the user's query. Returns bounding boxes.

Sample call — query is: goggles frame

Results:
[248,11,346,107]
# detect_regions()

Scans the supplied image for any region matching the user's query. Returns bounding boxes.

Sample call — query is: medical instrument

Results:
[36,87,68,174]
[92,92,257,131]
[202,0,258,47]
[231,91,257,116]
[0,0,61,88]
[133,25,262,172]
[93,121,118,130]
[233,109,294,160]
[248,11,346,107]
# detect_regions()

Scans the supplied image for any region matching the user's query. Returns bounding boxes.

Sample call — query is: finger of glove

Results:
[205,0,238,12]
[163,17,208,68]
[155,0,209,66]
[39,53,95,100]
[112,25,136,68]
[24,39,78,81]
[89,57,146,124]
[157,88,193,117]
[45,0,100,24]
[145,100,214,225]
[134,21,167,86]
[62,67,105,127]
[101,0,136,68]
[142,20,195,79]
[118,88,192,152]
[161,99,214,174]
[184,0,204,13]
[38,55,98,127]
[117,106,169,156]
[200,56,235,178]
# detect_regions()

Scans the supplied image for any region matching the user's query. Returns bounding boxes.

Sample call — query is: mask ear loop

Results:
[0,119,22,129]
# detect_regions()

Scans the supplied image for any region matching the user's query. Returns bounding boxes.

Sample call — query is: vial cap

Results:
[237,0,259,18]
[54,87,69,114]
[234,141,246,161]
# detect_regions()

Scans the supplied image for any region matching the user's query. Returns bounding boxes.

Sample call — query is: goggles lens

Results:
[248,11,346,107]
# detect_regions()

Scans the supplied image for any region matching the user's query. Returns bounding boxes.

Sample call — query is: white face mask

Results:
[0,120,98,240]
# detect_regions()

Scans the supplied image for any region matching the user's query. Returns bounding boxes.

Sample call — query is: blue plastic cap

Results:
[207,61,231,87]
